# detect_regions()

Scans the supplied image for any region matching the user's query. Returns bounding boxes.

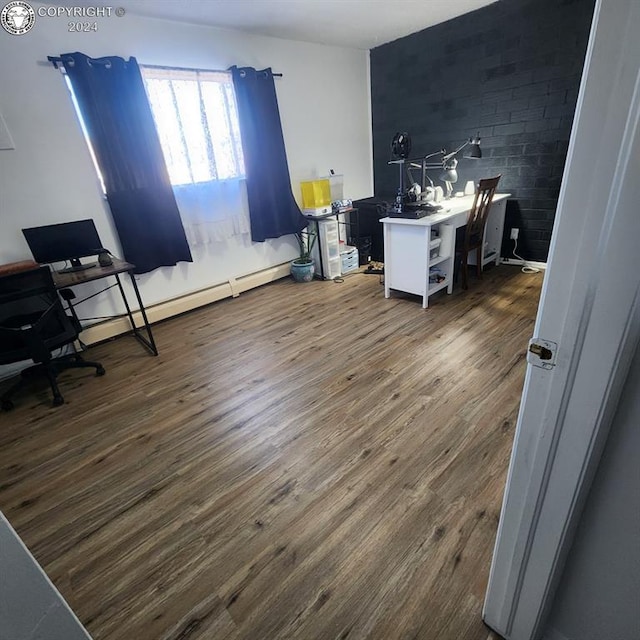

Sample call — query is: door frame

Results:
[483,0,640,638]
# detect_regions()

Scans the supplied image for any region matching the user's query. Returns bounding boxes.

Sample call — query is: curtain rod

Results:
[47,56,283,77]
[144,63,283,77]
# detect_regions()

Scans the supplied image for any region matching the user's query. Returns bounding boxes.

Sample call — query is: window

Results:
[141,67,245,186]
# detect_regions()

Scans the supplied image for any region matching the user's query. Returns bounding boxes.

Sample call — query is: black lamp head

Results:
[464,134,482,159]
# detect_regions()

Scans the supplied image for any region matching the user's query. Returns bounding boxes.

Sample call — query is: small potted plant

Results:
[291,227,317,282]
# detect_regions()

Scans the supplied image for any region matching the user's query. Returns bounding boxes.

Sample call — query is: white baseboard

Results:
[79,261,291,346]
[501,257,548,270]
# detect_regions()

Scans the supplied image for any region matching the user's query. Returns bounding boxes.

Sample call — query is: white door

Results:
[0,513,92,639]
[483,1,640,639]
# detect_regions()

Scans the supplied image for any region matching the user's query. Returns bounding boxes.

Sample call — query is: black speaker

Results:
[352,197,392,263]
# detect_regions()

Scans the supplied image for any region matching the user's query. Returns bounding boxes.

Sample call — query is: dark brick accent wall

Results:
[370,0,595,262]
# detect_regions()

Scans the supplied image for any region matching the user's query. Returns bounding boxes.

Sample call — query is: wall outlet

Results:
[510,228,520,240]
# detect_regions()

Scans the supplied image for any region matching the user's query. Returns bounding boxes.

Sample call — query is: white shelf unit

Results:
[340,245,359,274]
[428,224,454,298]
[383,220,455,308]
[312,218,341,280]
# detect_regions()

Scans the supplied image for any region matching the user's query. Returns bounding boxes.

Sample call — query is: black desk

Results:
[351,197,392,263]
[52,258,158,356]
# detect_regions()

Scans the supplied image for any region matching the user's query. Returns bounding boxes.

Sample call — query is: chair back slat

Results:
[465,175,501,250]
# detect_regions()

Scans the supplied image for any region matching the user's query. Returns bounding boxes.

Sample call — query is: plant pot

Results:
[290,260,315,282]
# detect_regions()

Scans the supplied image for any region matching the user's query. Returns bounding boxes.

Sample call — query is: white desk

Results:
[381,193,510,308]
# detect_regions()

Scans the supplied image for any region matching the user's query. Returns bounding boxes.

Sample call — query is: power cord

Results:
[512,239,540,274]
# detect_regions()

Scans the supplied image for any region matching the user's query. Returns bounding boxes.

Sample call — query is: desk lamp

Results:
[438,135,482,198]
[402,134,482,200]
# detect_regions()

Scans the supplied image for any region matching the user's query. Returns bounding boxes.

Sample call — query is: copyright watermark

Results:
[1,2,35,34]
[1,2,126,35]
[37,5,124,17]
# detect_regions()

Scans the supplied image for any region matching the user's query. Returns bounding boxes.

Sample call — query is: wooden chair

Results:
[456,175,501,289]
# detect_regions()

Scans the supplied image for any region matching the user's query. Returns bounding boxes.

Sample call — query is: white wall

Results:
[543,344,640,640]
[0,5,373,315]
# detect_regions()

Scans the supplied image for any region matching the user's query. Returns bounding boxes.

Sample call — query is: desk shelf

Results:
[430,253,450,267]
[428,279,450,295]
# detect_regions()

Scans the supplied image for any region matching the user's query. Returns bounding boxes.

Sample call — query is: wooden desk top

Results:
[0,260,39,276]
[52,257,135,289]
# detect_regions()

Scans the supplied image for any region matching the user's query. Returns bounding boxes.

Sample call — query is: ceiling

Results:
[53,0,499,50]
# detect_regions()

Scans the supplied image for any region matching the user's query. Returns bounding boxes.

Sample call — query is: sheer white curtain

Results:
[142,66,250,246]
[172,178,250,245]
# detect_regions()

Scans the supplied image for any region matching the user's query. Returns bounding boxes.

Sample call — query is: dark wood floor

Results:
[0,266,542,640]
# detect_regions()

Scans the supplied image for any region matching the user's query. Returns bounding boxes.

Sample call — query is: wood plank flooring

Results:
[0,266,542,640]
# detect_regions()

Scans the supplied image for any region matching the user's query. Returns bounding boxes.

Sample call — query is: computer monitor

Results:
[22,219,104,272]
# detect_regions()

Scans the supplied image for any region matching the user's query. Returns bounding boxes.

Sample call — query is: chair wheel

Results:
[52,395,64,407]
[96,366,106,376]
[1,399,14,411]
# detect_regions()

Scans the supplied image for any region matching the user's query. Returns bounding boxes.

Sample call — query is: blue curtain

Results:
[230,66,306,242]
[60,52,192,275]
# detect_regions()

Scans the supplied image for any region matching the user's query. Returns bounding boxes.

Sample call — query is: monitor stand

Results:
[58,259,97,273]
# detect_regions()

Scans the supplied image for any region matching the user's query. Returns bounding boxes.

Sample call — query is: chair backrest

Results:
[465,175,501,249]
[0,266,77,365]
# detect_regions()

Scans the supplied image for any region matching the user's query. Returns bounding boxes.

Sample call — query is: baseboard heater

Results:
[79,261,292,347]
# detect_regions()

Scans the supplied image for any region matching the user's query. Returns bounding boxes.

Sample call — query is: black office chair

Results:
[0,266,105,410]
